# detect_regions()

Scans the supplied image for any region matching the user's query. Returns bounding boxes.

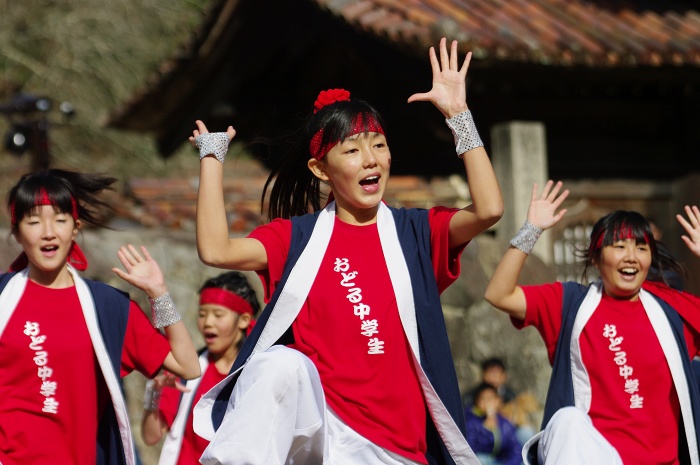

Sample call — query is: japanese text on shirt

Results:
[334,258,384,354]
[603,323,643,409]
[24,321,59,414]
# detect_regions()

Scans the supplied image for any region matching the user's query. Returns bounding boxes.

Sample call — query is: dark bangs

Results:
[588,211,657,258]
[308,99,386,149]
[8,172,77,229]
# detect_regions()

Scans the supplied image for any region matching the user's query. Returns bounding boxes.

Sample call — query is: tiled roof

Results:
[118,159,467,232]
[318,0,700,66]
[108,0,700,132]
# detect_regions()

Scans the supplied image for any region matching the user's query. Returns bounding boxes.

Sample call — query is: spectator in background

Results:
[465,382,523,465]
[464,357,516,407]
[481,358,517,404]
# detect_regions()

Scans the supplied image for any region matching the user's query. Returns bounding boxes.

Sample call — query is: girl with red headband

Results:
[0,169,200,465]
[140,271,259,465]
[484,181,700,465]
[189,38,503,465]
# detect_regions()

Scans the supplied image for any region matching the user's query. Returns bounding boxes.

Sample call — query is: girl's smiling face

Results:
[15,205,79,286]
[596,238,652,301]
[308,132,391,224]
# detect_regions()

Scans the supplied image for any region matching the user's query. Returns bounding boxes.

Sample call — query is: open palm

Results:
[407,37,470,118]
[527,181,569,231]
[112,245,167,298]
[677,205,700,258]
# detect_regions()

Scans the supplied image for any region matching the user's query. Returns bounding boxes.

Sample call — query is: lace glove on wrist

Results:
[149,292,182,329]
[194,132,230,164]
[143,379,162,411]
[510,220,543,255]
[445,110,484,158]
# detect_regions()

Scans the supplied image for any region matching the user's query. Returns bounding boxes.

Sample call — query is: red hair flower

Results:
[313,89,351,113]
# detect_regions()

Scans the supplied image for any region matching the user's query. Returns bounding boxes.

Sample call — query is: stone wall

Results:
[0,226,552,464]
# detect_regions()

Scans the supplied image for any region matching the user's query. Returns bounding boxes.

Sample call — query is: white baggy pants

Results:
[522,407,623,465]
[198,346,423,465]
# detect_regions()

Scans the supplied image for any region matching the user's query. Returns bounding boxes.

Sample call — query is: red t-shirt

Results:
[0,280,170,465]
[159,355,228,465]
[520,282,700,465]
[249,207,463,463]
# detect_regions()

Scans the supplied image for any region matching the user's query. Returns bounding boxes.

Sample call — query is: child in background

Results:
[465,382,522,465]
[140,271,259,465]
[464,357,516,407]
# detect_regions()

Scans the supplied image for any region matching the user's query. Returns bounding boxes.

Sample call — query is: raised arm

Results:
[112,245,200,379]
[677,205,700,259]
[190,120,267,270]
[484,181,568,320]
[408,37,503,247]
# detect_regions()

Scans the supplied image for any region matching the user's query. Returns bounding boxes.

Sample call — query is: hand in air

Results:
[112,245,167,299]
[677,205,700,258]
[407,37,471,119]
[188,120,236,147]
[527,181,569,231]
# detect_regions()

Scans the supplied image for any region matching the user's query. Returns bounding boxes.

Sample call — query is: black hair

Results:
[7,169,117,233]
[199,271,260,316]
[261,97,387,220]
[481,357,506,372]
[580,210,685,286]
[472,382,499,404]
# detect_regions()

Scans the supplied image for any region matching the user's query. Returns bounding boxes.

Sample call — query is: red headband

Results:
[309,89,385,160]
[593,225,650,250]
[8,188,86,272]
[10,188,79,227]
[200,287,254,316]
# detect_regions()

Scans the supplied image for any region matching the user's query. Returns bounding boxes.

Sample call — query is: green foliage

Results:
[0,0,212,185]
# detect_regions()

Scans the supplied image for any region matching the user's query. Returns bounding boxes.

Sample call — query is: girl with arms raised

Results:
[192,38,503,465]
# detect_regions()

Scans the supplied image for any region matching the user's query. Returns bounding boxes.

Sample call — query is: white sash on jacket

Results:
[0,266,136,465]
[194,202,480,464]
[158,351,210,465]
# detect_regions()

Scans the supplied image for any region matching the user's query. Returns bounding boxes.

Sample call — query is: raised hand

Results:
[188,120,236,147]
[677,205,700,258]
[111,245,167,299]
[407,37,470,119]
[527,181,569,231]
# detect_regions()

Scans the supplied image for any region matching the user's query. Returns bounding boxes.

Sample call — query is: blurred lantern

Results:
[4,122,31,156]
[0,94,74,171]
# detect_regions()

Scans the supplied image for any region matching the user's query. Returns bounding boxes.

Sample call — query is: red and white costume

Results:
[0,266,170,465]
[195,202,480,465]
[157,351,227,465]
[518,280,700,465]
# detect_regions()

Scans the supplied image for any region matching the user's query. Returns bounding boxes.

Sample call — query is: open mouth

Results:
[359,175,380,186]
[619,267,638,276]
[41,245,59,256]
